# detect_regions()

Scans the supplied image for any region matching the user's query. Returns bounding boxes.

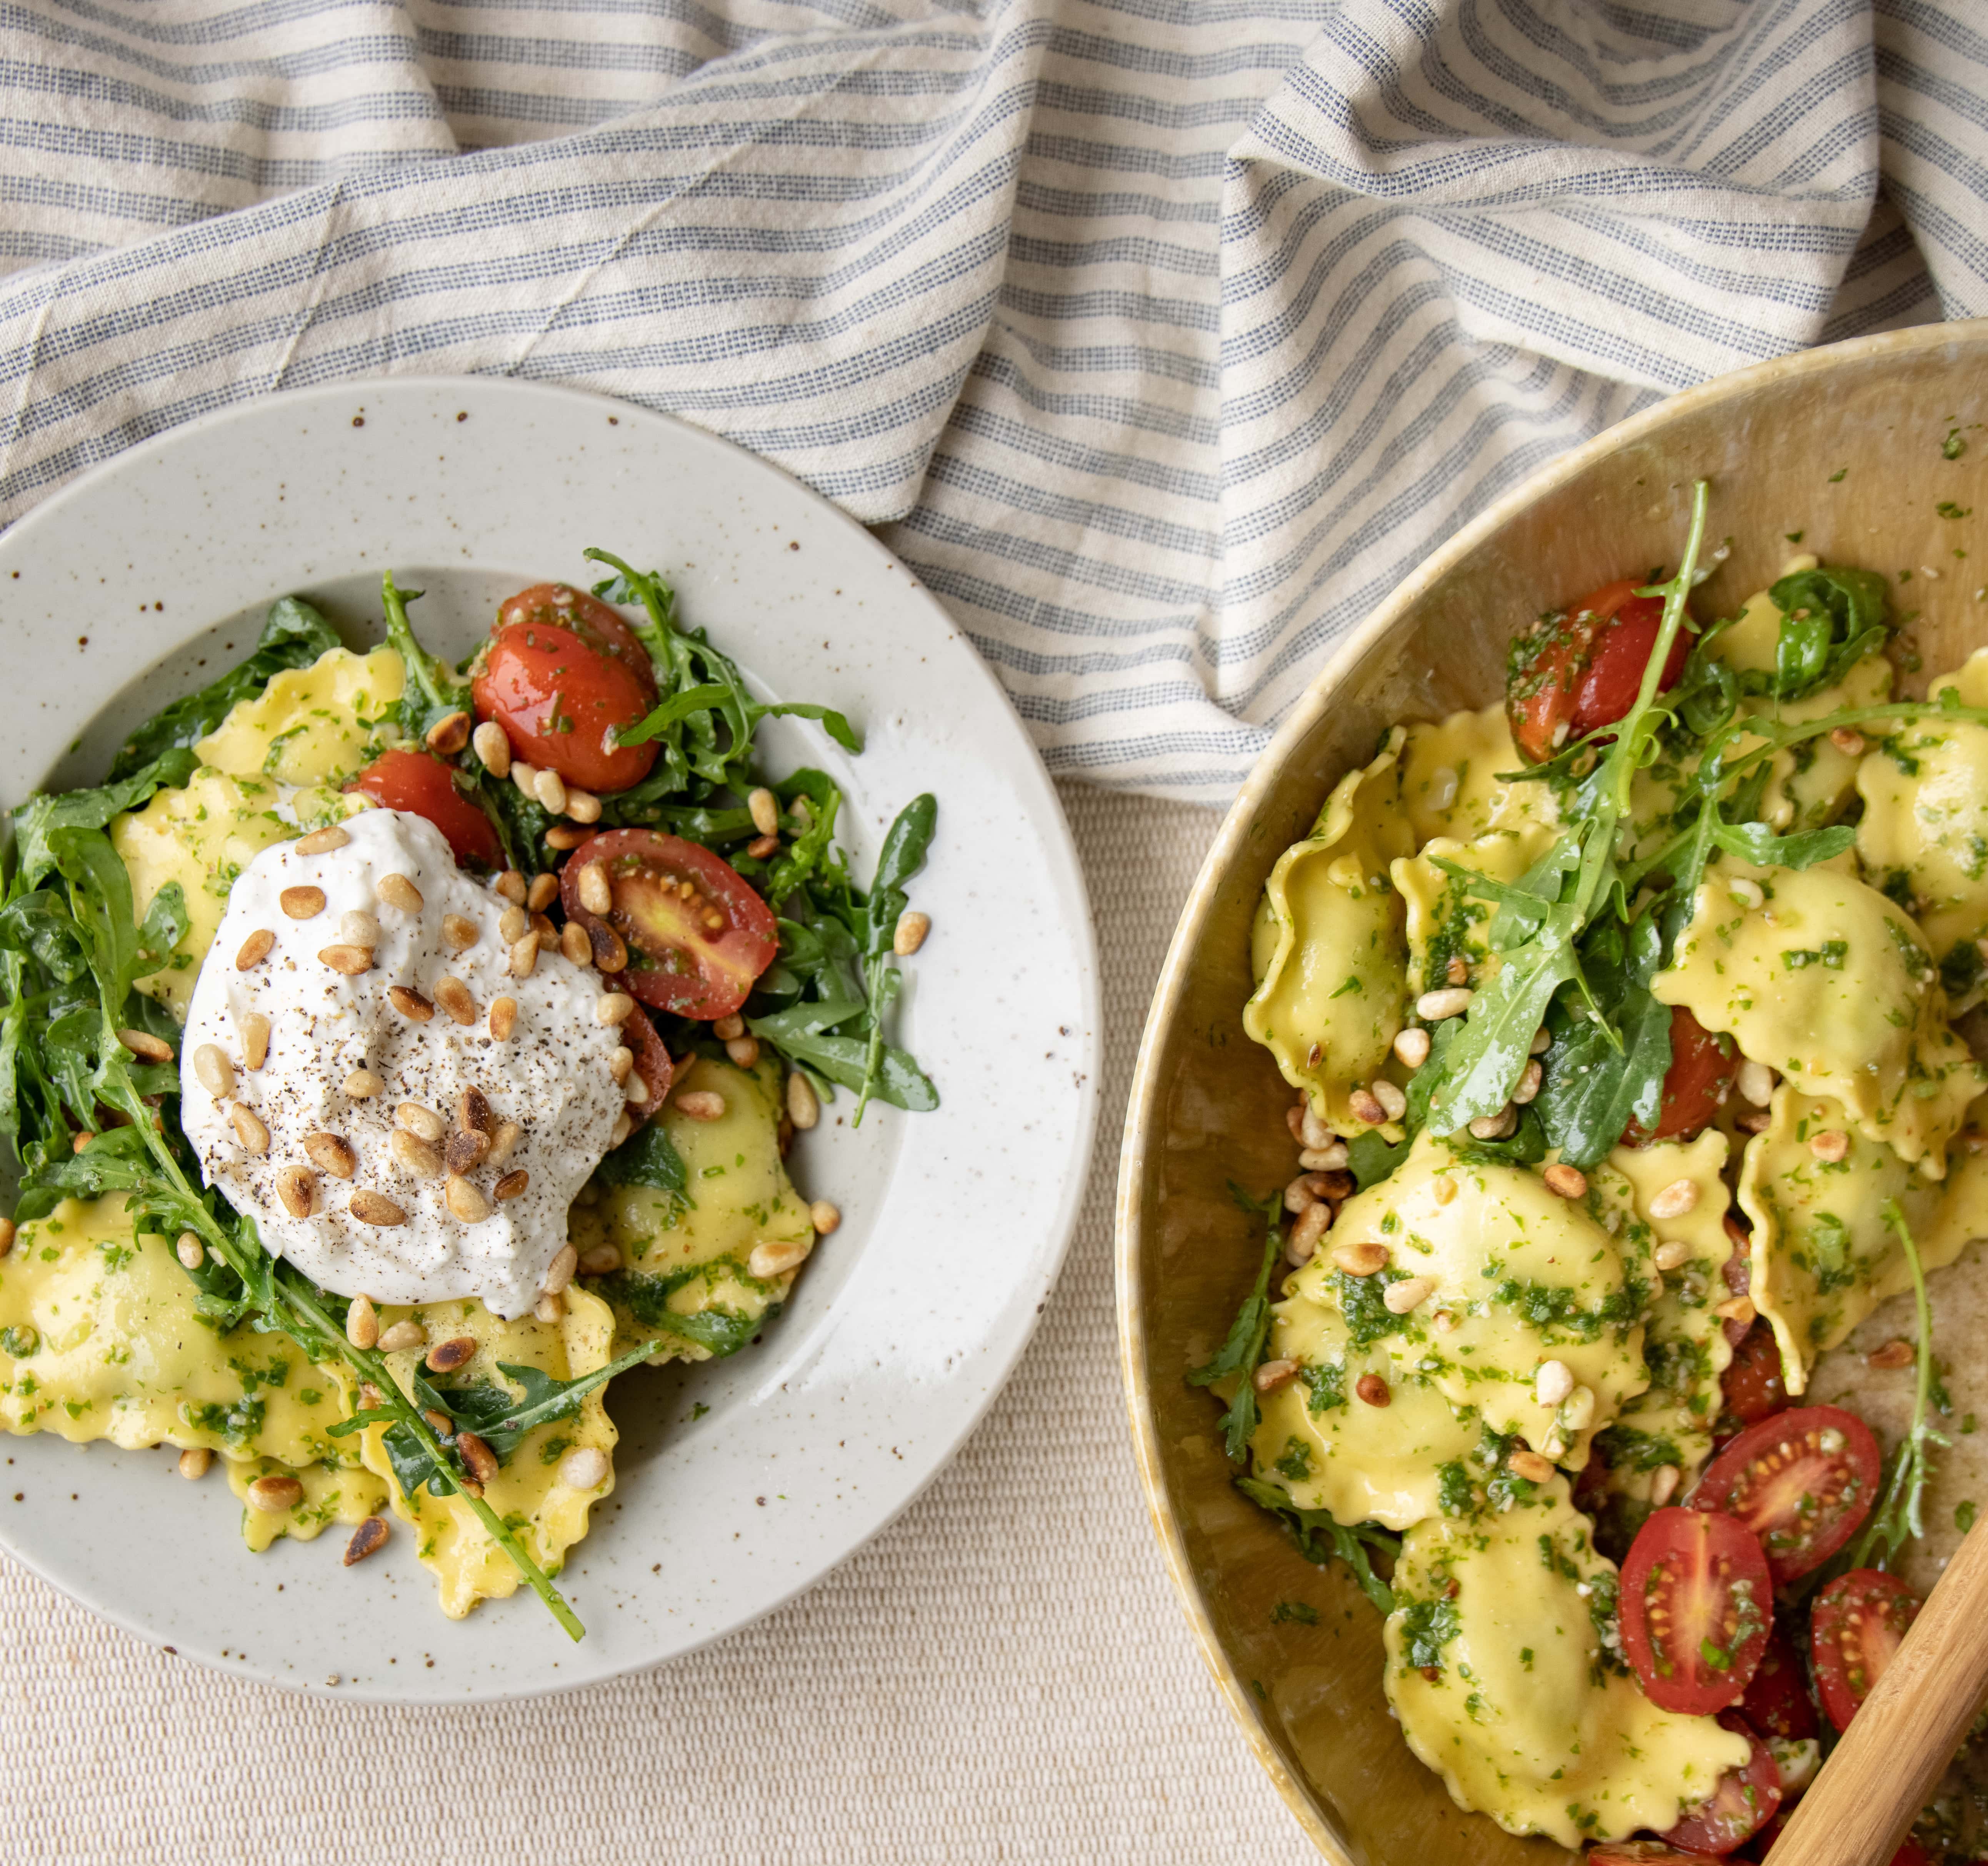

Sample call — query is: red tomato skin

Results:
[1722,1321,1792,1435]
[1663,1716,1782,1856]
[1811,1569,1921,1732]
[559,828,777,1021]
[472,619,659,794]
[1620,1508,1774,1715]
[1624,1005,1735,1147]
[1740,1628,1818,1741]
[497,583,654,679]
[1572,592,1690,738]
[345,750,503,870]
[1694,1406,1882,1584]
[1890,1844,1934,1866]
[619,1002,677,1118]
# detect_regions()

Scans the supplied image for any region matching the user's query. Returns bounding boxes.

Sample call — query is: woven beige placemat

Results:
[0,785,1316,1866]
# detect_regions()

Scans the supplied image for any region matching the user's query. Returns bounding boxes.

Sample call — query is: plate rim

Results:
[0,373,1102,1702]
[1113,316,1988,1858]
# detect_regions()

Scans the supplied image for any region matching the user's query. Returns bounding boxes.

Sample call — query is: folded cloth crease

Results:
[0,0,1977,798]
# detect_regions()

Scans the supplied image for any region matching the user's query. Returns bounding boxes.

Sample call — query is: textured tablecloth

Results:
[0,786,1315,1866]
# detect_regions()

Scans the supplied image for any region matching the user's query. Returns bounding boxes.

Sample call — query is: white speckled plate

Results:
[0,378,1098,1701]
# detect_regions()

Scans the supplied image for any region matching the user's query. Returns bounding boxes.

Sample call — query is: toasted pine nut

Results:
[225,1013,269,1076]
[489,996,518,1040]
[608,1046,634,1084]
[511,760,538,799]
[425,1335,477,1373]
[1468,1106,1517,1141]
[395,1102,445,1142]
[1868,1337,1915,1369]
[1534,1359,1575,1406]
[1355,1373,1390,1408]
[1810,1129,1851,1163]
[675,1090,725,1122]
[507,933,538,978]
[1331,1240,1388,1277]
[747,834,779,859]
[542,1243,578,1295]
[432,976,476,1026]
[1736,1059,1775,1106]
[456,1086,494,1136]
[445,1175,492,1222]
[1512,1058,1543,1105]
[343,1068,382,1100]
[1507,1450,1555,1483]
[748,787,780,836]
[1251,1358,1300,1394]
[441,913,478,953]
[1648,1177,1700,1220]
[340,909,381,951]
[117,1027,173,1063]
[485,1119,521,1170]
[177,1447,211,1480]
[565,788,602,824]
[744,1237,809,1280]
[1728,876,1765,909]
[534,1291,563,1324]
[445,1130,491,1176]
[1370,1080,1408,1123]
[577,861,612,915]
[472,720,511,776]
[1530,1026,1552,1055]
[457,1431,500,1486]
[547,921,583,966]
[1654,1240,1691,1272]
[495,870,527,905]
[1715,1296,1757,1326]
[1416,986,1473,1020]
[236,928,275,970]
[578,1243,622,1276]
[280,885,326,920]
[1288,1202,1331,1261]
[1384,1275,1436,1314]
[1561,1384,1597,1431]
[545,825,587,850]
[302,1132,356,1180]
[175,1231,203,1270]
[1542,1163,1586,1199]
[526,871,558,913]
[342,1515,390,1565]
[425,709,471,756]
[533,768,568,814]
[498,903,528,945]
[247,1474,304,1514]
[295,824,350,856]
[229,1103,271,1155]
[193,1043,235,1098]
[376,1318,426,1351]
[595,991,635,1027]
[1348,1088,1386,1126]
[350,1190,410,1227]
[787,1072,819,1130]
[390,1128,441,1179]
[1298,1142,1348,1173]
[495,1169,529,1200]
[584,923,625,972]
[0,1218,20,1257]
[610,1109,633,1147]
[320,944,373,975]
[725,1035,761,1069]
[375,871,423,915]
[388,986,434,1021]
[345,1294,380,1350]
[560,1446,609,1490]
[713,1013,744,1041]
[810,1200,841,1235]
[894,911,931,956]
[623,1074,650,1108]
[1830,725,1867,756]
[1392,1026,1431,1069]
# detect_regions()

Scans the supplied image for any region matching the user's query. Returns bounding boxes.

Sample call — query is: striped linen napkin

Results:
[0,0,1979,798]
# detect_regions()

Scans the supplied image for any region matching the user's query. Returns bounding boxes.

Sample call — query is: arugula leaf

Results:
[1765,566,1890,702]
[108,596,341,781]
[1535,913,1671,1169]
[854,793,937,1122]
[1188,1190,1285,1462]
[593,1274,764,1357]
[1235,1475,1398,1616]
[595,1119,690,1197]
[382,573,471,746]
[13,749,197,891]
[1708,818,1856,871]
[745,999,938,1113]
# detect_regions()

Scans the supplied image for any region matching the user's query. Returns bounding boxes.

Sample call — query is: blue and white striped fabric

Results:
[0,0,1980,797]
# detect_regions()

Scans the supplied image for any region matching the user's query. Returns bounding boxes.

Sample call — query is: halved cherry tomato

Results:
[1722,1321,1792,1434]
[1591,1847,1721,1864]
[1740,1628,1817,1741]
[620,1001,677,1119]
[1693,1407,1881,1584]
[1889,1843,1934,1866]
[559,828,777,1021]
[1625,1006,1735,1146]
[1506,580,1690,763]
[1621,1508,1773,1714]
[345,750,503,869]
[1663,1715,1782,1855]
[471,584,660,794]
[1811,1569,1921,1732]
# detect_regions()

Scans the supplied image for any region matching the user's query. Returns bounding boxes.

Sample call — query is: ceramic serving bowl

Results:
[1116,318,1988,1862]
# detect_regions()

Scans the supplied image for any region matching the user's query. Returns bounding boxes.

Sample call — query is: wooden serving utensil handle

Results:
[1767,1521,1988,1866]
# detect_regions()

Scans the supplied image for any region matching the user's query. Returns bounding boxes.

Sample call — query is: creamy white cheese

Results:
[180,808,627,1317]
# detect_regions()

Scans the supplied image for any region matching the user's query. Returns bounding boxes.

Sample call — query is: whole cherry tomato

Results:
[345,749,502,869]
[471,583,659,794]
[560,828,777,1021]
